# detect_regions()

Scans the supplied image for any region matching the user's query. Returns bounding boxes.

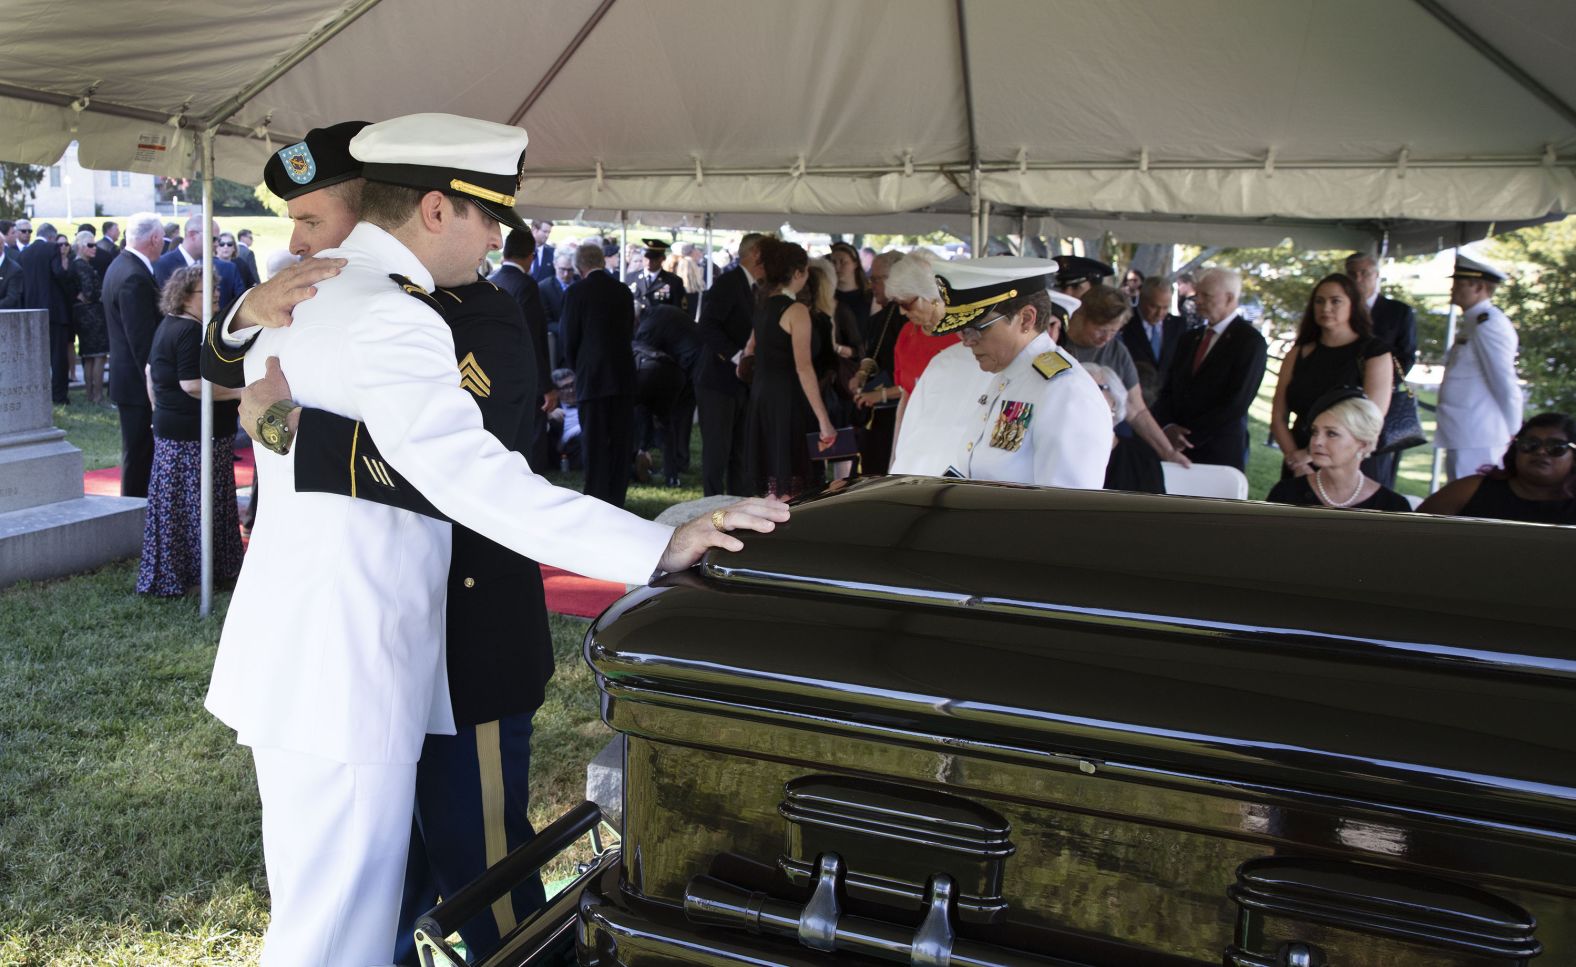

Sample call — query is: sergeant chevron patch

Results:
[459,352,492,398]
[361,456,395,488]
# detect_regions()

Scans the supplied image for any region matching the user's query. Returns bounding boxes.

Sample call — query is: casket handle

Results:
[685,853,1067,967]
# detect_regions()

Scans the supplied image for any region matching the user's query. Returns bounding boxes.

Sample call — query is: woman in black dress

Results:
[744,239,837,498]
[69,231,109,404]
[1266,388,1410,511]
[1270,273,1393,479]
[1419,413,1576,524]
[136,267,245,596]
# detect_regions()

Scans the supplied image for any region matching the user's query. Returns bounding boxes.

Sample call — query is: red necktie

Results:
[1191,328,1216,373]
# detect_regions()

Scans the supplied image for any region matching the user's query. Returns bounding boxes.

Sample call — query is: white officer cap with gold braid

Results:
[350,113,529,230]
[1450,253,1508,283]
[932,257,1082,335]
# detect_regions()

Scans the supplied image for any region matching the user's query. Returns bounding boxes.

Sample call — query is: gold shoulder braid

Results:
[1032,350,1071,380]
[390,273,442,312]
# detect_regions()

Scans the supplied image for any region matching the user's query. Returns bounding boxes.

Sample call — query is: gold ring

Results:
[710,510,726,531]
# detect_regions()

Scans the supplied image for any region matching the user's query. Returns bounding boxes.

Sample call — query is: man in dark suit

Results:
[562,240,637,506]
[19,222,77,404]
[0,239,23,309]
[92,221,120,279]
[103,214,168,496]
[1151,267,1268,472]
[634,304,703,486]
[153,214,244,310]
[1345,252,1418,488]
[624,238,687,316]
[1120,277,1187,407]
[489,228,557,471]
[695,232,763,495]
[234,229,261,284]
[3,218,28,260]
[538,251,574,368]
[528,219,555,281]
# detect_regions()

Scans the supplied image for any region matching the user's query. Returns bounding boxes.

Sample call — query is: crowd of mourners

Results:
[2,211,1570,604]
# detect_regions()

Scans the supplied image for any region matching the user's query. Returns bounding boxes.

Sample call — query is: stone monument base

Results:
[0,495,147,589]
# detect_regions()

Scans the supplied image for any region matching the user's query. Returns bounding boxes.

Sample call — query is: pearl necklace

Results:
[1314,469,1364,507]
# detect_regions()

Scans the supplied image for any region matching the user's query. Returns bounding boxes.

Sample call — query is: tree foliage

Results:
[0,163,46,219]
[157,176,269,214]
[1488,221,1576,414]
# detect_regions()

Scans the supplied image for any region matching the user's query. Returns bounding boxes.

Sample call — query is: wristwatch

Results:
[256,399,298,455]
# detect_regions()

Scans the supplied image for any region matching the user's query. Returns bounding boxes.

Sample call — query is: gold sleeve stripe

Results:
[349,421,361,499]
[207,320,247,364]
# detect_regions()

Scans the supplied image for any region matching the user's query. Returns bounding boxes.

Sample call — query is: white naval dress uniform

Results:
[890,342,989,476]
[1435,298,1522,480]
[207,222,672,966]
[899,332,1109,488]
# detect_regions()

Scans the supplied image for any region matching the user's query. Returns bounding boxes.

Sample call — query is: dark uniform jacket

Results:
[625,268,687,315]
[1151,316,1268,470]
[635,304,704,376]
[694,266,754,396]
[201,278,555,726]
[562,269,636,401]
[1370,295,1418,375]
[102,251,163,408]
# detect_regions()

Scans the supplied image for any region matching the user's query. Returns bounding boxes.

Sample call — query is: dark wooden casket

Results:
[424,476,1575,967]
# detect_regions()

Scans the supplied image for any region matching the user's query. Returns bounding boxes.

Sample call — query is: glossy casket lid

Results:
[591,476,1576,831]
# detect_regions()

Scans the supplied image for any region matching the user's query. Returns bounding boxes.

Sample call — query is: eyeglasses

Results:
[216,241,235,248]
[18,228,32,235]
[1514,436,1574,457]
[956,312,1007,343]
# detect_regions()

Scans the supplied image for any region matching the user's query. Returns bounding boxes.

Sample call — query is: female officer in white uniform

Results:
[892,257,1110,488]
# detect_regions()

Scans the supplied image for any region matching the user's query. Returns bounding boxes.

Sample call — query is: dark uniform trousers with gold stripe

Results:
[202,277,552,964]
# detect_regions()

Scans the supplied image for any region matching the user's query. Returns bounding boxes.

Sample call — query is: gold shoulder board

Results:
[1033,350,1071,380]
[389,273,442,311]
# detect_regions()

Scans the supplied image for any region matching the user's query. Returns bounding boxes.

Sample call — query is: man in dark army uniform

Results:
[200,124,552,965]
[634,303,703,486]
[624,237,687,315]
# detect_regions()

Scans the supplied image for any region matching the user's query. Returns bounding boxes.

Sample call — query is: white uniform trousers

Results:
[253,746,417,967]
[1443,446,1502,482]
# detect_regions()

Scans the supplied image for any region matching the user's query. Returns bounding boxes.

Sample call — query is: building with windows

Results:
[26,141,159,220]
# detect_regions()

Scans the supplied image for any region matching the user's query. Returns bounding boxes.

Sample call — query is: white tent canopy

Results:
[3,0,1574,231]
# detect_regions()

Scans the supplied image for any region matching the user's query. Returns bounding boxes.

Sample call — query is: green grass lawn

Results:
[0,414,705,964]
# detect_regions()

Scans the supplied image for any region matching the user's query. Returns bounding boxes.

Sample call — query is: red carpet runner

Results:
[85,452,625,618]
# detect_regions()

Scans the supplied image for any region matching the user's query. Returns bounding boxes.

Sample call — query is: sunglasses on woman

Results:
[1514,436,1575,457]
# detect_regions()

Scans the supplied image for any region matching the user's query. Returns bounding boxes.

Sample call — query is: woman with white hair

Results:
[1265,388,1409,510]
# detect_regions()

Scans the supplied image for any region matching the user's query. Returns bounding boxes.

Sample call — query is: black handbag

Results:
[1375,355,1427,455]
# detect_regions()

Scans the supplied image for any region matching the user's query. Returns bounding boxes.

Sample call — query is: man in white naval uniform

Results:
[205,114,787,967]
[892,258,1108,488]
[1435,254,1522,481]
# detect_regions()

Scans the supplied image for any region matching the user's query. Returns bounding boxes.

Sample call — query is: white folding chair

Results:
[1162,463,1250,500]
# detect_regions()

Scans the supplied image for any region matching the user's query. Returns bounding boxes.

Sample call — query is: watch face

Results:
[261,424,280,448]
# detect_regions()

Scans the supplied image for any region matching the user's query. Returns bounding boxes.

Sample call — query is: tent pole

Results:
[1017,211,1028,256]
[199,130,215,618]
[968,172,979,255]
[1431,244,1462,493]
[698,213,713,318]
[619,212,628,281]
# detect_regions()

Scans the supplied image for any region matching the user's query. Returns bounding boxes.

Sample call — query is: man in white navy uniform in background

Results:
[204,113,788,967]
[894,257,1109,488]
[1434,254,1523,481]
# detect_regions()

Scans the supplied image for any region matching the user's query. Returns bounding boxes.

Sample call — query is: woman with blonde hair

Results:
[1265,388,1409,511]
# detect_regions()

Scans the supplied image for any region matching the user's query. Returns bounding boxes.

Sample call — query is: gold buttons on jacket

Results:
[463,577,476,588]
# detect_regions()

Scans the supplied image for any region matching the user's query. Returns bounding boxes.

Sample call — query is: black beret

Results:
[264,121,371,201]
[1054,255,1114,286]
